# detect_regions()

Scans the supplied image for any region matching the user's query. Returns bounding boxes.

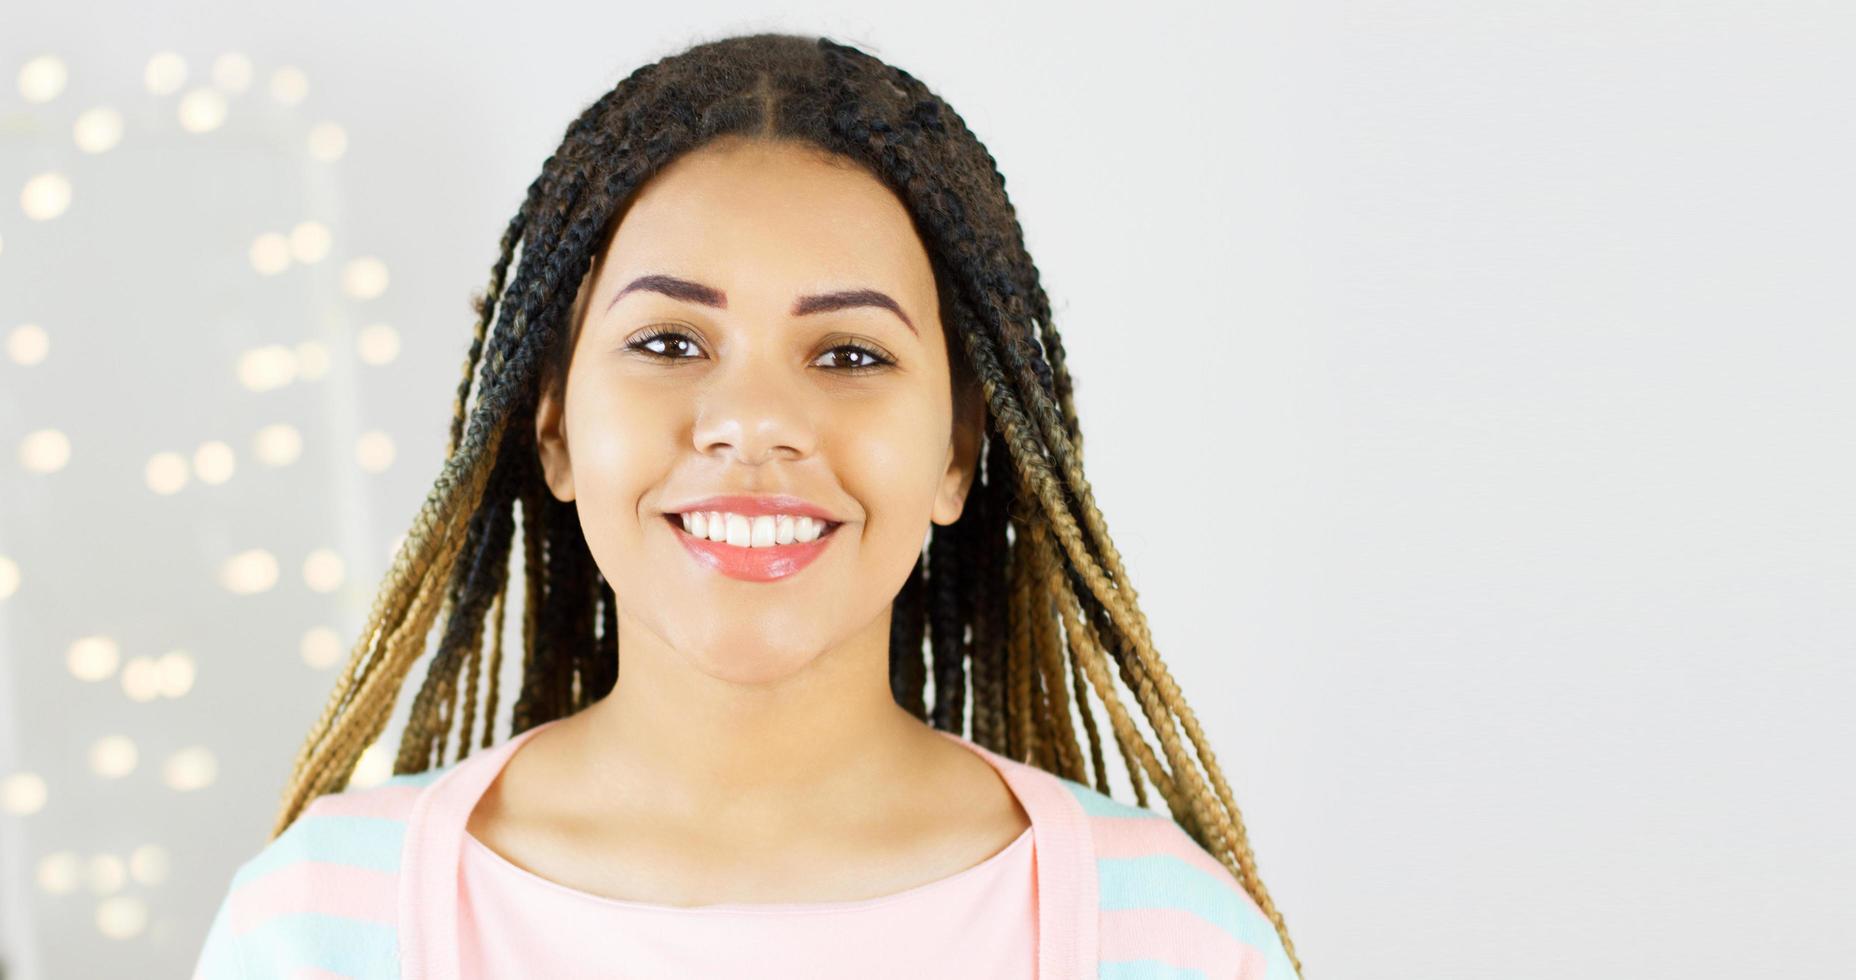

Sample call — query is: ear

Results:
[534,261,600,504]
[931,376,986,526]
[534,267,597,504]
[534,376,576,503]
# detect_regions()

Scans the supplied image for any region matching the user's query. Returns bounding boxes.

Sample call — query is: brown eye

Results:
[627,330,703,360]
[623,328,898,374]
[815,343,894,372]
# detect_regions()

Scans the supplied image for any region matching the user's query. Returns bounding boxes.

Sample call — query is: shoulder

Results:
[240,766,451,882]
[208,766,460,978]
[1054,774,1302,980]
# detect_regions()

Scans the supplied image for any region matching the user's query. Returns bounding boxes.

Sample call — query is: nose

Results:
[690,357,818,465]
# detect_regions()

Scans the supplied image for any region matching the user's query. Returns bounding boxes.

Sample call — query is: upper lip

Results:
[663,494,846,524]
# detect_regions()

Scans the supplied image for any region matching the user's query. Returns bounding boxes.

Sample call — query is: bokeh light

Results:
[144,452,189,494]
[162,747,217,791]
[158,651,195,698]
[300,627,341,664]
[19,429,72,473]
[193,440,235,485]
[97,896,148,940]
[253,423,303,466]
[120,656,163,702]
[356,323,400,365]
[249,232,290,275]
[73,107,125,154]
[341,257,389,299]
[21,172,73,221]
[129,844,171,885]
[269,66,308,105]
[177,87,228,133]
[18,55,68,103]
[307,122,347,162]
[300,626,343,669]
[355,431,395,473]
[303,548,345,593]
[89,736,138,779]
[237,344,297,390]
[0,555,18,600]
[348,742,391,789]
[7,323,50,365]
[1,772,48,815]
[36,852,81,894]
[219,549,279,595]
[66,636,120,682]
[144,52,187,95]
[289,220,331,263]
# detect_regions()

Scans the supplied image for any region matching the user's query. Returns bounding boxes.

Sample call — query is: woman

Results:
[194,32,1302,980]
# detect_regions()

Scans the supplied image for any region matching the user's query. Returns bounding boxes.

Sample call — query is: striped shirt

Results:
[192,719,1297,979]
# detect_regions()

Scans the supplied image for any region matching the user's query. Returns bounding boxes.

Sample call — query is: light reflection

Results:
[21,172,73,221]
[18,55,68,103]
[219,549,279,595]
[144,52,187,95]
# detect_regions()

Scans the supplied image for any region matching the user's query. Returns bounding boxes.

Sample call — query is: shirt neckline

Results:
[462,820,1033,916]
[399,717,1098,979]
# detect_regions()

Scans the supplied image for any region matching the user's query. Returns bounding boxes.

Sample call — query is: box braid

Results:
[267,32,1300,973]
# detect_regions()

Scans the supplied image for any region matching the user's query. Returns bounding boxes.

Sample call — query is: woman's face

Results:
[534,137,983,686]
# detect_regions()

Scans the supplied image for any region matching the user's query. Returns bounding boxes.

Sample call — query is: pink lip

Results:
[668,514,841,582]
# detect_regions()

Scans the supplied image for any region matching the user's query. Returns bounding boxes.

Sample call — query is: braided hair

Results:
[269,32,1300,972]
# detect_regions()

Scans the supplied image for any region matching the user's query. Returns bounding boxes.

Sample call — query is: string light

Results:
[6,55,410,962]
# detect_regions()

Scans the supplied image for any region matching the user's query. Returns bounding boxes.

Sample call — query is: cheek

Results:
[833,390,951,542]
[563,379,682,532]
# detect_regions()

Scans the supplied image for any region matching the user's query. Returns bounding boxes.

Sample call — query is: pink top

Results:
[401,717,1102,980]
[195,713,1295,980]
[458,822,1036,979]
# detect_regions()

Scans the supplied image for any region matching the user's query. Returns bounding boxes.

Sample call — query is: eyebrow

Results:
[606,273,916,335]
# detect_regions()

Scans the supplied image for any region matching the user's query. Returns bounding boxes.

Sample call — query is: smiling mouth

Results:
[660,512,850,541]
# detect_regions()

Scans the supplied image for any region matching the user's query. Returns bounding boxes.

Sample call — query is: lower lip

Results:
[668,515,841,582]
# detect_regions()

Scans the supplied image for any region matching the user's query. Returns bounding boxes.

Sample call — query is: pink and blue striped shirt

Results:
[192,719,1296,978]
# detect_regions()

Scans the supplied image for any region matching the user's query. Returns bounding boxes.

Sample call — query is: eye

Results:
[627,326,705,361]
[623,328,898,374]
[812,343,898,376]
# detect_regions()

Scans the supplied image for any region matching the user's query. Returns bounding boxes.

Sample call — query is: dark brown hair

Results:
[270,32,1299,971]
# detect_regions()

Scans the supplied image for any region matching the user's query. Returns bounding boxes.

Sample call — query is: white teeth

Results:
[725,512,751,546]
[676,510,833,548]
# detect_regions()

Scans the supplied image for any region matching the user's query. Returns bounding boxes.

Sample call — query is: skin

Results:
[465,136,1031,906]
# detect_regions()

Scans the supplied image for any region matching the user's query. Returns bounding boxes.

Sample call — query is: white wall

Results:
[0,1,1849,977]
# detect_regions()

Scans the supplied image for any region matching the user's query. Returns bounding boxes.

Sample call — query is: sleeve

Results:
[1249,917,1300,980]
[189,867,248,980]
[1224,886,1301,980]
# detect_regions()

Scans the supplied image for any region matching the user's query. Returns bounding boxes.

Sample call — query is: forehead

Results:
[597,139,937,303]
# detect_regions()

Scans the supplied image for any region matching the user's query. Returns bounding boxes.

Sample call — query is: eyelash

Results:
[623,326,897,374]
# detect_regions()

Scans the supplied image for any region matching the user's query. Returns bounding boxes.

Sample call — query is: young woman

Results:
[194,32,1303,980]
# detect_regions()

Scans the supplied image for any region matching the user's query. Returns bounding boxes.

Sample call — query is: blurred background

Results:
[1,1,1850,978]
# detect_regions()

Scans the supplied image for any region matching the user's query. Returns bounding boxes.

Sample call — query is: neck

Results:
[554,605,935,832]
